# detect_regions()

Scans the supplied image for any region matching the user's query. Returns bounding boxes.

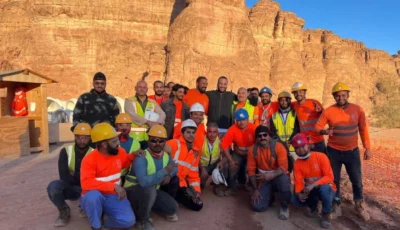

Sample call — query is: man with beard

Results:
[80,123,135,230]
[165,119,204,211]
[149,80,168,106]
[184,76,209,114]
[71,72,120,131]
[47,123,93,227]
[126,125,179,229]
[248,87,260,107]
[270,91,300,154]
[233,87,259,125]
[291,82,326,153]
[315,82,371,221]
[248,126,291,220]
[258,87,279,128]
[163,85,172,99]
[206,76,236,135]
[161,84,190,139]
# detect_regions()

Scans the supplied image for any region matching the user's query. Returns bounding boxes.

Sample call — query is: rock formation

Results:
[1,0,399,113]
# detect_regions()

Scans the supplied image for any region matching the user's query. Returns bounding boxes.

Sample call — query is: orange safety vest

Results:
[166,137,201,193]
[11,87,28,116]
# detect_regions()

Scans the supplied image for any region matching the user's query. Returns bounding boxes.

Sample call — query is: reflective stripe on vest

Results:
[200,136,220,167]
[174,118,182,127]
[304,177,323,184]
[65,145,93,173]
[232,100,256,123]
[299,118,319,132]
[128,97,156,141]
[332,125,359,137]
[124,150,169,189]
[96,172,121,185]
[174,139,199,172]
[258,168,275,174]
[272,111,296,151]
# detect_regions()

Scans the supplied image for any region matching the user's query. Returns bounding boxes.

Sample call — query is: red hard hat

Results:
[291,133,309,148]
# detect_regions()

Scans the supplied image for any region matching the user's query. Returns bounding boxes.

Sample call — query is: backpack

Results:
[253,136,294,173]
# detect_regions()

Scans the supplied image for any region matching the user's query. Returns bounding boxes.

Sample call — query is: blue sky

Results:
[246,0,399,55]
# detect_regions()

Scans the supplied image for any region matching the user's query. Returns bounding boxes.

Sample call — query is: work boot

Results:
[165,214,179,222]
[305,207,319,218]
[278,204,289,220]
[135,220,155,230]
[213,184,225,197]
[320,213,332,229]
[54,206,70,227]
[355,200,370,221]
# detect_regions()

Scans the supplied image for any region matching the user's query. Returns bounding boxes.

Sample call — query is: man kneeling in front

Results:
[80,123,135,230]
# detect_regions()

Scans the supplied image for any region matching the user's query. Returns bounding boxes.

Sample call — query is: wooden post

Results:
[40,84,49,153]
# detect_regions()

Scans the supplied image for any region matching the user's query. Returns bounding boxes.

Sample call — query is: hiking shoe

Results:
[165,214,179,222]
[305,207,319,218]
[355,200,370,221]
[279,205,289,220]
[134,221,155,230]
[54,206,71,227]
[213,184,225,197]
[320,213,332,229]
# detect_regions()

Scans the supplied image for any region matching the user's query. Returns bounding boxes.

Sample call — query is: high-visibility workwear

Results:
[331,82,350,94]
[65,145,93,173]
[91,123,120,143]
[126,96,157,141]
[200,136,220,167]
[73,123,92,135]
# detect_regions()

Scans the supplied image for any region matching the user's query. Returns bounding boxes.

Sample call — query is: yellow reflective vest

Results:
[127,96,157,141]
[232,100,258,123]
[65,145,93,174]
[271,110,296,152]
[200,136,220,167]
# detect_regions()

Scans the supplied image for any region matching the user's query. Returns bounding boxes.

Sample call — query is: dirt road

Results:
[0,143,398,230]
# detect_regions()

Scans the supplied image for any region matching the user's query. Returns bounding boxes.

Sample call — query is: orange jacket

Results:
[183,88,209,115]
[80,147,130,195]
[11,87,28,116]
[315,103,370,151]
[293,152,336,193]
[247,142,288,177]
[292,99,324,144]
[148,95,168,106]
[258,101,279,127]
[166,137,201,193]
[220,123,257,152]
[173,122,206,151]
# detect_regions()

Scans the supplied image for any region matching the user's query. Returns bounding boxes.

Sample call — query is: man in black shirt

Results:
[47,123,93,227]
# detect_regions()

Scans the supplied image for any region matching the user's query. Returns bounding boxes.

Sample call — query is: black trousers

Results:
[161,176,203,211]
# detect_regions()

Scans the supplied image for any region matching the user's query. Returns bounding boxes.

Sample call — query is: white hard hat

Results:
[212,168,227,186]
[190,103,205,113]
[181,119,197,130]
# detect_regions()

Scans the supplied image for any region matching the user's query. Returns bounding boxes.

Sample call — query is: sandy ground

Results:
[0,142,399,230]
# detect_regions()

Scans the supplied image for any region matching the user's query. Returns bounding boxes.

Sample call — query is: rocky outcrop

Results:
[1,0,398,113]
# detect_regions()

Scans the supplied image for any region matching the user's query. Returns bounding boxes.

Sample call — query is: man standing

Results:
[291,82,326,153]
[125,80,166,150]
[206,76,236,135]
[258,87,279,128]
[47,123,93,227]
[166,119,204,211]
[184,76,209,114]
[126,125,179,230]
[221,109,257,195]
[270,91,300,153]
[291,133,336,229]
[161,84,190,139]
[148,80,168,106]
[233,87,259,125]
[163,85,172,99]
[315,82,371,221]
[248,87,260,107]
[80,123,135,230]
[248,126,291,220]
[72,72,119,131]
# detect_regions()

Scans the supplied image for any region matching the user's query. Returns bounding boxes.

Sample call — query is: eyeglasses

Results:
[150,139,166,144]
[257,133,268,138]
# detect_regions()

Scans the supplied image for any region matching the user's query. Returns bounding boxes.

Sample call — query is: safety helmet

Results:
[190,103,205,113]
[212,168,227,186]
[234,108,249,121]
[259,87,273,96]
[91,123,120,143]
[115,113,133,124]
[278,91,291,99]
[73,123,91,136]
[332,82,350,95]
[148,125,167,138]
[291,133,309,148]
[181,119,197,131]
[291,82,307,93]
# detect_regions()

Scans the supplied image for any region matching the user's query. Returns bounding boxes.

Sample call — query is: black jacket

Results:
[58,145,87,186]
[206,90,236,129]
[161,99,190,139]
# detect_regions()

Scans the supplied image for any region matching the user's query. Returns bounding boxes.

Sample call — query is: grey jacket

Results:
[161,99,190,139]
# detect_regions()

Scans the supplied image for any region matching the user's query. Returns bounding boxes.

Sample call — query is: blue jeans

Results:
[327,146,363,201]
[47,180,81,209]
[251,174,292,212]
[291,184,335,214]
[80,190,135,229]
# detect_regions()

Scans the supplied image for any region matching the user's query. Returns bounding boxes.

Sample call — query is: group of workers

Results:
[46,72,372,230]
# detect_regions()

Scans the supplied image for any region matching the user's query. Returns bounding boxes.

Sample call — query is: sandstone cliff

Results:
[1,0,399,113]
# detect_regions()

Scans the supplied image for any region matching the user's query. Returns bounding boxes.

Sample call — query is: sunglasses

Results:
[257,133,268,138]
[150,139,165,144]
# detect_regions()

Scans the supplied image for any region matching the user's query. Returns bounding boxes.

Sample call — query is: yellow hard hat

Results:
[332,82,350,94]
[291,82,307,93]
[73,123,91,136]
[91,123,120,143]
[147,125,167,138]
[278,91,291,99]
[115,113,133,124]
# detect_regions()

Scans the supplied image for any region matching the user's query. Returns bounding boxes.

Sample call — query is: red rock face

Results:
[1,0,398,113]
